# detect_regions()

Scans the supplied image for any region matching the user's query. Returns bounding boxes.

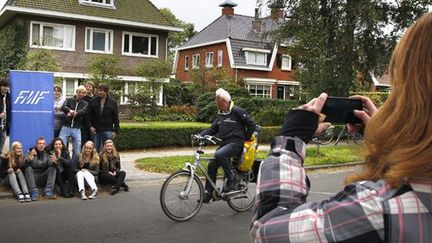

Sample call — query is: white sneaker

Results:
[17,194,25,203]
[80,190,88,200]
[88,189,99,199]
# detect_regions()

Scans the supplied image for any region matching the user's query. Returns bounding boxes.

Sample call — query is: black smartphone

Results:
[321,97,362,124]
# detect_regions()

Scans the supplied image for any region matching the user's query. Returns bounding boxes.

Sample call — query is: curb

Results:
[304,161,364,171]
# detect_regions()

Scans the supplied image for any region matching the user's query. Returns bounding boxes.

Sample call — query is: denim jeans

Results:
[7,170,29,195]
[205,143,243,195]
[59,126,81,161]
[25,166,56,193]
[94,131,113,152]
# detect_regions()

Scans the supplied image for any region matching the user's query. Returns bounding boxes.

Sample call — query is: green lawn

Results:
[136,145,363,174]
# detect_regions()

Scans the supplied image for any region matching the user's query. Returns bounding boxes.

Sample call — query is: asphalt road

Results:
[0,167,356,243]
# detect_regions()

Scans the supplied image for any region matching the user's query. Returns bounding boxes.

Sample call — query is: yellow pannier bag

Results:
[238,133,257,172]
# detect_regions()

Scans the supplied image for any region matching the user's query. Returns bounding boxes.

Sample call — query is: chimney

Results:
[219,0,237,16]
[252,8,261,32]
[270,8,284,20]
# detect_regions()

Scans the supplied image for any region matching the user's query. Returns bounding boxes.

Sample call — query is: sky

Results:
[0,0,259,31]
[149,0,258,31]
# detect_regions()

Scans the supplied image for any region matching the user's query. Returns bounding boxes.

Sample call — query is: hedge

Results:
[113,122,281,150]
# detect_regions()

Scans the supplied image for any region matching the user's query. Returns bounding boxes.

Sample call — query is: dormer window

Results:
[243,48,270,66]
[79,0,115,9]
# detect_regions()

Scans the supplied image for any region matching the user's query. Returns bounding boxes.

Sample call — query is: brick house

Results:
[173,0,299,100]
[0,0,180,107]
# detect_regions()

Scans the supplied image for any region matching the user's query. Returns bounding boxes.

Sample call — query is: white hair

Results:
[215,88,231,101]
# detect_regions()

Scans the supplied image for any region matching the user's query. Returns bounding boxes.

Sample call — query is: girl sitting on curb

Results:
[75,141,99,200]
[99,139,128,195]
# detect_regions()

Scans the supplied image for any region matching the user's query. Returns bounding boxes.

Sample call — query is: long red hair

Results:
[346,13,432,188]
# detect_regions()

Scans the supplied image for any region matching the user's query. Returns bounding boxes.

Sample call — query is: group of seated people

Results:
[0,137,128,202]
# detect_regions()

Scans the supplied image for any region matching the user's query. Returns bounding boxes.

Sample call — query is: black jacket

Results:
[200,105,256,145]
[62,96,88,129]
[88,95,119,133]
[0,92,11,134]
[24,150,54,173]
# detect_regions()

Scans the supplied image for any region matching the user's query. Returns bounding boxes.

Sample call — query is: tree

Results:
[21,49,62,72]
[0,23,28,76]
[87,54,123,99]
[270,0,432,96]
[159,8,197,61]
[132,60,172,116]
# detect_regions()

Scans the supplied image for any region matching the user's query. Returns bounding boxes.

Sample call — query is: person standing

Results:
[24,137,57,200]
[198,88,256,203]
[81,81,95,144]
[54,85,66,138]
[88,83,119,152]
[0,78,11,153]
[99,139,128,195]
[59,86,88,160]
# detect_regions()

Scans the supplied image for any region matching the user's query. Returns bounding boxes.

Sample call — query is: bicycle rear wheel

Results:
[227,173,255,212]
[160,170,204,222]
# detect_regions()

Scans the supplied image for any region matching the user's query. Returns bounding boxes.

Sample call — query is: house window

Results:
[79,0,115,8]
[245,52,267,66]
[247,84,271,98]
[122,32,158,57]
[217,50,223,67]
[184,56,189,71]
[85,27,113,54]
[205,52,213,68]
[281,54,292,71]
[120,82,163,105]
[30,21,75,51]
[192,54,200,69]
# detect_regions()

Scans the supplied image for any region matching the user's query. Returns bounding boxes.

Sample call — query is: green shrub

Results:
[253,107,287,126]
[113,122,281,150]
[350,92,389,107]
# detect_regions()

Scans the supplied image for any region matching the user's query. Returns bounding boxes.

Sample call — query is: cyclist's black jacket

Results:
[200,105,256,146]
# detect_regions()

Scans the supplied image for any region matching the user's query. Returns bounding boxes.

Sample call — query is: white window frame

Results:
[247,84,272,98]
[122,31,159,58]
[217,50,223,67]
[245,51,267,66]
[79,0,115,8]
[192,54,200,69]
[85,27,113,54]
[120,82,163,105]
[30,21,76,51]
[184,55,189,71]
[205,52,213,68]
[281,54,292,71]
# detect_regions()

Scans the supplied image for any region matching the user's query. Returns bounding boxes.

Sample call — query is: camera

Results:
[321,97,362,124]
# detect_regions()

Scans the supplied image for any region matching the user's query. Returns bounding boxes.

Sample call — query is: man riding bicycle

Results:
[198,88,256,203]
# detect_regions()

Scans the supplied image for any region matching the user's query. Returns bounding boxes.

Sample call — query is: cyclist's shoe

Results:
[223,177,238,193]
[202,190,212,203]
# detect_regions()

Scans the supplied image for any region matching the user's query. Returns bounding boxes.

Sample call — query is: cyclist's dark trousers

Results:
[205,143,243,194]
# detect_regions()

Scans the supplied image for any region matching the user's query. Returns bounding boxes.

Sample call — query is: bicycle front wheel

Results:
[160,170,204,222]
[352,133,364,145]
[227,173,256,212]
[316,128,334,145]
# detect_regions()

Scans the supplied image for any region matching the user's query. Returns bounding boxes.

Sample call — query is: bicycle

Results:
[334,125,363,145]
[159,134,257,222]
[312,125,363,145]
[312,125,335,145]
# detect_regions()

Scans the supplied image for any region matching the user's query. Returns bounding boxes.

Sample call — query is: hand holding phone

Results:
[321,97,362,124]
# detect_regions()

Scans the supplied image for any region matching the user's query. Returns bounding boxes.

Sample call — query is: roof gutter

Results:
[0,6,182,32]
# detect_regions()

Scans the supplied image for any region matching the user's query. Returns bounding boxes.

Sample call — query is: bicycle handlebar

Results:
[192,134,222,145]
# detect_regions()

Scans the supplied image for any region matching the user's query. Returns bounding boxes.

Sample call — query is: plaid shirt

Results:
[251,136,432,243]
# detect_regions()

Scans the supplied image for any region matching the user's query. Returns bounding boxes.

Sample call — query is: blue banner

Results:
[10,71,54,152]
